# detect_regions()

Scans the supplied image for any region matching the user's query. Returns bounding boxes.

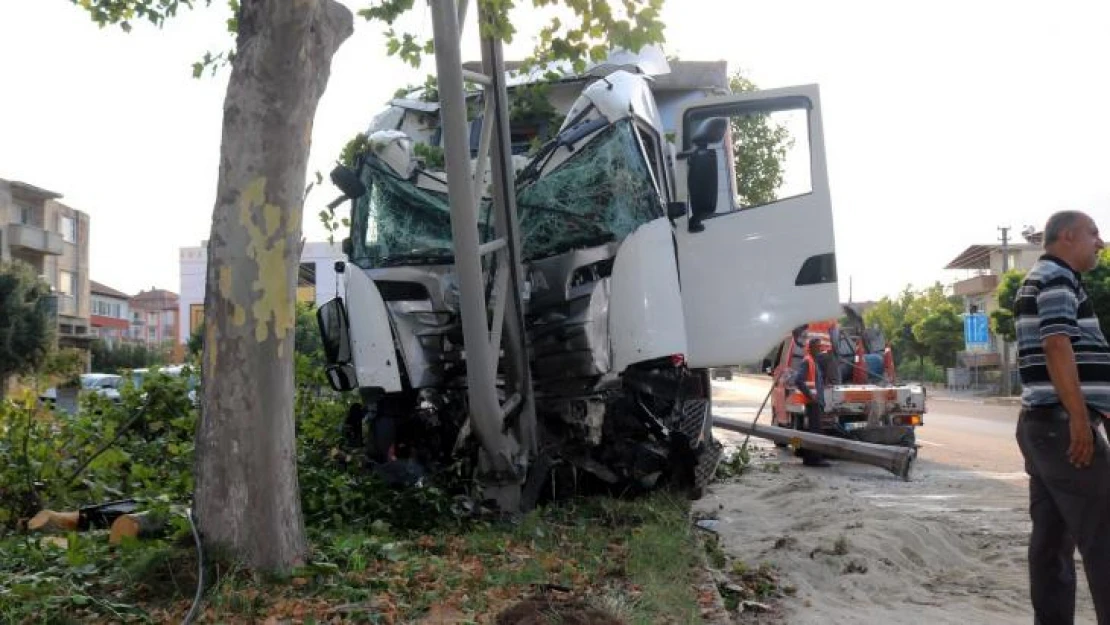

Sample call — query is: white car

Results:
[129,365,199,405]
[40,373,123,405]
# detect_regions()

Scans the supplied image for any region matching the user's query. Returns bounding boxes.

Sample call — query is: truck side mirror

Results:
[761,358,773,375]
[684,117,727,233]
[330,164,367,201]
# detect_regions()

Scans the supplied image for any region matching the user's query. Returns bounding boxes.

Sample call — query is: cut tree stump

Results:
[28,499,141,534]
[27,510,79,532]
[109,512,167,544]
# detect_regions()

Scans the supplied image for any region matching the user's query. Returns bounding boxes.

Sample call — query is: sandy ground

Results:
[696,376,1099,624]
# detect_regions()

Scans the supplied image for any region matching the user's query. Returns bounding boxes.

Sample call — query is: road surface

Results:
[698,375,1098,624]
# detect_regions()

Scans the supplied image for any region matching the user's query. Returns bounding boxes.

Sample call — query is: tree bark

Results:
[195,0,352,573]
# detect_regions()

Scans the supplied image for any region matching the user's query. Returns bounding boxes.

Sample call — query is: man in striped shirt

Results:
[1014,210,1109,624]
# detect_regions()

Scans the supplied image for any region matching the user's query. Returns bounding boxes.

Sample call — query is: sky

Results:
[1,0,1108,303]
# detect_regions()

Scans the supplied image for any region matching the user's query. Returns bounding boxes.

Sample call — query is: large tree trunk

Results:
[195,0,352,573]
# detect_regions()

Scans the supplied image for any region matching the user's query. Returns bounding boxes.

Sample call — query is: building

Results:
[130,288,180,348]
[178,241,344,344]
[943,230,1043,370]
[90,280,131,347]
[0,177,92,351]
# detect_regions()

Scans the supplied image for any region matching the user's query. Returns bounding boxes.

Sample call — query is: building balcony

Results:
[57,319,91,341]
[57,294,77,316]
[6,223,64,256]
[953,274,999,297]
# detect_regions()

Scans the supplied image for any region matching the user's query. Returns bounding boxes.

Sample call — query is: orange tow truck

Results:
[765,318,925,448]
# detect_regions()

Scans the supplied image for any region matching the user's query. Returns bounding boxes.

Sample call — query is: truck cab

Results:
[317,54,842,497]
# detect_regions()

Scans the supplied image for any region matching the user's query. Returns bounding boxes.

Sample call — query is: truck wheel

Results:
[689,434,723,500]
[682,369,721,499]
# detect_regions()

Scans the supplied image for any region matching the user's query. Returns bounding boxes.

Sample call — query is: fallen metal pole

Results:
[713,415,915,481]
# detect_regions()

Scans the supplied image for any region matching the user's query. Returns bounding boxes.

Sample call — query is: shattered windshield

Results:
[350,118,661,268]
[350,161,494,268]
[517,120,661,260]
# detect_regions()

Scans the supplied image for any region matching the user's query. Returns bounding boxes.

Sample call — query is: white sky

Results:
[1,0,1108,302]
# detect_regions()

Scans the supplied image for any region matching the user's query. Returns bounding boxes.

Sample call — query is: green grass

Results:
[0,492,706,624]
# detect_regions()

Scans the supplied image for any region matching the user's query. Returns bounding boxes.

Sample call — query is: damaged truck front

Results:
[317,61,841,506]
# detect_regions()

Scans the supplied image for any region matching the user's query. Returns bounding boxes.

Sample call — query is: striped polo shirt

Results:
[1015,254,1110,415]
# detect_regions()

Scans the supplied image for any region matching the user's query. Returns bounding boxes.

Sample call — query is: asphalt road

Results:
[709,375,1026,476]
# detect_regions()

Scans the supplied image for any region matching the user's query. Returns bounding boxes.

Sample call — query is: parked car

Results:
[128,365,199,405]
[710,367,734,381]
[39,373,123,406]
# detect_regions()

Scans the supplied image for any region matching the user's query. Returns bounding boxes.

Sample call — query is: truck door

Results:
[673,85,839,367]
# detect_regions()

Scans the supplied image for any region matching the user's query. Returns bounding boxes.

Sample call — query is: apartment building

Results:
[90,280,131,347]
[943,229,1043,371]
[0,177,92,351]
[130,287,180,347]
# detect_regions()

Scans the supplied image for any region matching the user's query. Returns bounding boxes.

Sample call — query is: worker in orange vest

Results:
[882,342,897,384]
[852,339,868,384]
[790,337,831,467]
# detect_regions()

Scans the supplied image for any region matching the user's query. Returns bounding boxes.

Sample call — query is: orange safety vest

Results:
[805,321,836,353]
[852,341,867,384]
[790,352,818,405]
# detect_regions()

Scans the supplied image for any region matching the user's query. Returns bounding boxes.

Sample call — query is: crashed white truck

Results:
[316,53,840,507]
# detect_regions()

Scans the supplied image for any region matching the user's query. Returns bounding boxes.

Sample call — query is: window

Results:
[298,262,317,304]
[60,216,76,243]
[163,310,175,325]
[17,204,34,225]
[57,271,77,316]
[687,104,813,213]
[94,300,119,317]
[59,271,76,296]
[190,304,204,335]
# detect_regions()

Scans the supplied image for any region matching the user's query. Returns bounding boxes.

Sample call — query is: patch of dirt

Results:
[694,434,1097,624]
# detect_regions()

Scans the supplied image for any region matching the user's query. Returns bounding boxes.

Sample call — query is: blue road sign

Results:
[964,313,990,348]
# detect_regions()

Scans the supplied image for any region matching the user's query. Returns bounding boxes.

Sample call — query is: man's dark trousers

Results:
[1016,407,1110,624]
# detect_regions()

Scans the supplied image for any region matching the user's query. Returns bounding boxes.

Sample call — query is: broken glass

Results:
[350,160,494,269]
[350,118,662,268]
[516,119,662,260]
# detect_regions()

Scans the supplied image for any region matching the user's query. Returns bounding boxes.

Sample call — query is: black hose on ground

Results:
[183,506,205,625]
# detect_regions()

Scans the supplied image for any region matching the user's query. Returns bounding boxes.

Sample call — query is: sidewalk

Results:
[925,384,1023,406]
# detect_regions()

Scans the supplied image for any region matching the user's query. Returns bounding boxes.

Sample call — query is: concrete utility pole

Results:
[428,0,537,510]
[998,226,1011,396]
